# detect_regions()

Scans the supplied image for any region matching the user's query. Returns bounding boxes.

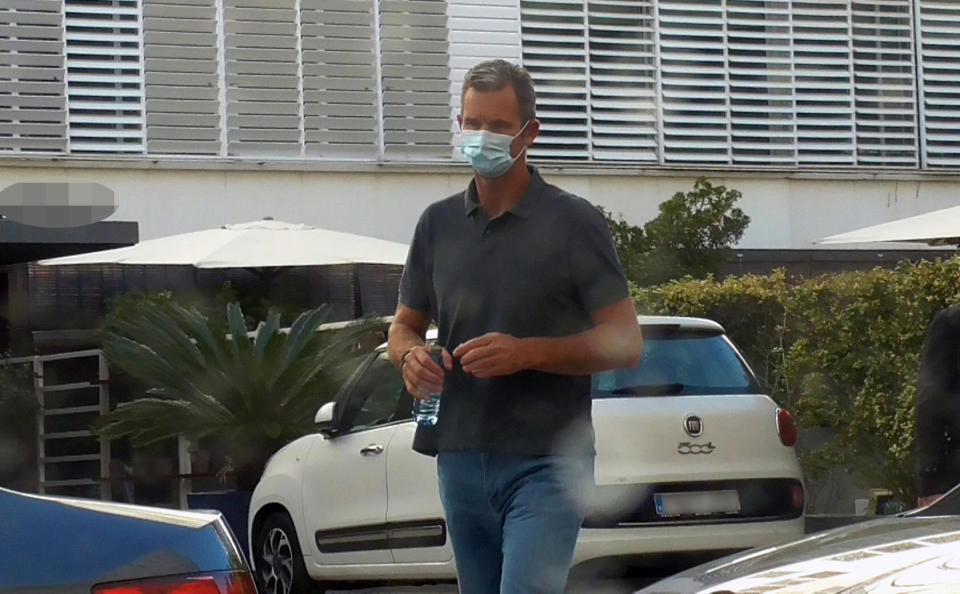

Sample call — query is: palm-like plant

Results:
[97,300,384,490]
[0,358,38,490]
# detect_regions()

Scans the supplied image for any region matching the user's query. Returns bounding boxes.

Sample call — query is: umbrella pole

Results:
[245,266,287,313]
[352,263,363,319]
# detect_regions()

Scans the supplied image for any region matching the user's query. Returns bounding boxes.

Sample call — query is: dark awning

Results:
[0,219,138,265]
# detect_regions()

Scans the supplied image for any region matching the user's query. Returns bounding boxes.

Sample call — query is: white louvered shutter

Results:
[791,0,855,165]
[447,0,522,161]
[726,0,795,165]
[851,0,918,166]
[142,0,221,155]
[223,0,301,156]
[0,0,67,153]
[916,0,960,168]
[656,0,729,164]
[63,0,145,153]
[301,0,379,160]
[521,0,589,160]
[379,0,451,161]
[588,0,657,162]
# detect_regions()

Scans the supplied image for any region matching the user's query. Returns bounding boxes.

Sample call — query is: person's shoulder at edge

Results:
[934,304,960,326]
[921,304,960,343]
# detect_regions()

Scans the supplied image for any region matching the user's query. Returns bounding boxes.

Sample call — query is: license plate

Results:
[654,490,741,517]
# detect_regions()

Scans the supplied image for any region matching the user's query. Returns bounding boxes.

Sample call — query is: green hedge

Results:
[632,257,960,503]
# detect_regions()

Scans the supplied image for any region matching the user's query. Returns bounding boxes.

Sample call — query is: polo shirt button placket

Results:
[480,225,495,254]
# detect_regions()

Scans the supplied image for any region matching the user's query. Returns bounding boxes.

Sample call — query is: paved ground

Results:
[329,577,659,593]
[325,562,686,593]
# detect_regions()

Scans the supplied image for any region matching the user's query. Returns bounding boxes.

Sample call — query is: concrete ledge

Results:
[3,154,960,182]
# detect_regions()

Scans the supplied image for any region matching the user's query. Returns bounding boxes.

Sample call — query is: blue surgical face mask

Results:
[459,121,530,178]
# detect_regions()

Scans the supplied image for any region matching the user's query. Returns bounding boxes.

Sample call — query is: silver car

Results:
[639,485,960,593]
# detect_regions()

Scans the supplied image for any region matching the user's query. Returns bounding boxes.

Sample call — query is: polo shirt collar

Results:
[463,167,546,218]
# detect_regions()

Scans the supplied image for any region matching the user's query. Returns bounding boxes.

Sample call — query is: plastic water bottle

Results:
[414,348,444,426]
[414,392,441,426]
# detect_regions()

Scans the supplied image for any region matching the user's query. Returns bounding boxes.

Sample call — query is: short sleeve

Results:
[569,203,630,313]
[398,209,432,313]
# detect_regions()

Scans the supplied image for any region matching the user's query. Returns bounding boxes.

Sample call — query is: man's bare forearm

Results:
[523,322,643,375]
[388,304,435,370]
[387,323,427,370]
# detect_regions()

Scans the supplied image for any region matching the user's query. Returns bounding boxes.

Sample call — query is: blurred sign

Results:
[0,183,116,228]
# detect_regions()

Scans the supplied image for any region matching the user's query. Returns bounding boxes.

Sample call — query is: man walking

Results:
[388,59,644,594]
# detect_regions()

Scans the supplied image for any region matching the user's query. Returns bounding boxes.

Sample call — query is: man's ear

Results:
[456,114,463,131]
[523,119,541,147]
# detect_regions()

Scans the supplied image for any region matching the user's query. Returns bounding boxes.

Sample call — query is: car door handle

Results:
[360,444,384,456]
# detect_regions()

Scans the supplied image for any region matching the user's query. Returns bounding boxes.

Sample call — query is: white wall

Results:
[2,161,959,251]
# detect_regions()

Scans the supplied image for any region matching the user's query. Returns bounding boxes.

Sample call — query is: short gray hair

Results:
[461,59,536,123]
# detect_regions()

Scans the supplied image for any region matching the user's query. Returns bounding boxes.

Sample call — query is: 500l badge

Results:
[678,442,717,455]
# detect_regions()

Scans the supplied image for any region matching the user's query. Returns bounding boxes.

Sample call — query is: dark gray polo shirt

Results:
[399,167,630,457]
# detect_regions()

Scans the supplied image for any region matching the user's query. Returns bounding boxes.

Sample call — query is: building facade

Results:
[0,0,959,249]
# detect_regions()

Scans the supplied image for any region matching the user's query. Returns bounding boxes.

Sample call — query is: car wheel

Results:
[254,511,317,594]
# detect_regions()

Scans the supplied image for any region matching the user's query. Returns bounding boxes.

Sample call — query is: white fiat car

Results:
[248,316,805,594]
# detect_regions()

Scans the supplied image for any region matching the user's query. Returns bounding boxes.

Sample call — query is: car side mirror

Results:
[315,402,337,437]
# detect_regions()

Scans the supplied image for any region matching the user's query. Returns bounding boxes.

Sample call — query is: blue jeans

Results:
[437,451,595,594]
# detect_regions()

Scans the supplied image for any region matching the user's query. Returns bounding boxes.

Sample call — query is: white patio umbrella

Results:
[38,218,408,267]
[38,218,409,317]
[817,205,960,247]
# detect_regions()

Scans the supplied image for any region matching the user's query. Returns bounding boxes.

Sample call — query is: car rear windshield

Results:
[591,326,762,397]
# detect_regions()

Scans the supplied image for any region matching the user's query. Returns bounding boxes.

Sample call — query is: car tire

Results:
[254,511,318,594]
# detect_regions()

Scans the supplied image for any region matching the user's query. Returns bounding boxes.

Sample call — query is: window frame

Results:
[335,350,414,437]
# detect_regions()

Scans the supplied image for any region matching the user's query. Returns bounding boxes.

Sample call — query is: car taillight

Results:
[776,408,798,447]
[93,571,257,594]
[792,484,805,510]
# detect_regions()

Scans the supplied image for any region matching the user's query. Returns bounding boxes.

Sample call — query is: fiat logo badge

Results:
[683,414,703,438]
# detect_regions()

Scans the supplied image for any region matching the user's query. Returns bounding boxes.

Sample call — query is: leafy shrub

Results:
[601,177,751,286]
